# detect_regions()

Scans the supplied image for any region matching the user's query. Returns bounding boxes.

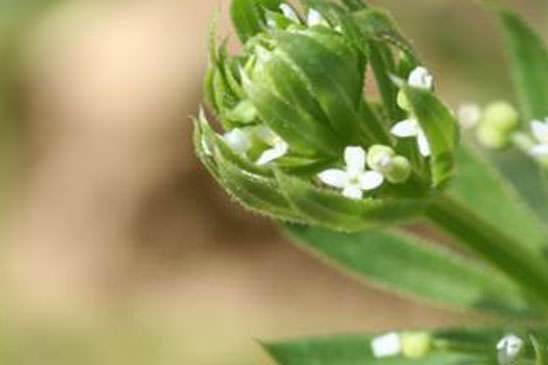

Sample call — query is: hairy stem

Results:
[426,194,548,310]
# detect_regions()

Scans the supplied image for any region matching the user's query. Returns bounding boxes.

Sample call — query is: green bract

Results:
[195,0,459,232]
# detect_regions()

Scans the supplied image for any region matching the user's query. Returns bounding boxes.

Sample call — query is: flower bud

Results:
[385,156,412,184]
[367,144,395,172]
[476,101,519,149]
[401,332,432,359]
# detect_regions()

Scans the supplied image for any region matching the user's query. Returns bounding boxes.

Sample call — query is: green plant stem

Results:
[425,194,548,310]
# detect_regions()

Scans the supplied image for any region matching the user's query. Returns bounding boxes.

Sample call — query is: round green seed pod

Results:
[481,101,519,133]
[385,156,412,184]
[367,144,395,173]
[401,332,432,359]
[397,90,412,112]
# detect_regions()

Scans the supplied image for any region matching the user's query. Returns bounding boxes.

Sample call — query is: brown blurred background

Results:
[0,0,546,364]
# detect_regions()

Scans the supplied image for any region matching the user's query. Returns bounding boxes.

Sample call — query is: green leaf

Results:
[241,71,335,156]
[230,0,281,43]
[283,224,534,315]
[264,329,506,365]
[495,6,548,122]
[276,171,426,232]
[486,148,548,224]
[351,8,418,62]
[448,145,548,255]
[215,155,306,222]
[403,86,459,188]
[274,30,367,145]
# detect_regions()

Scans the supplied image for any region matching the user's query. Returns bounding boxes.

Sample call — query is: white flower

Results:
[496,334,523,364]
[530,118,548,156]
[307,9,323,26]
[391,118,431,157]
[371,332,402,358]
[223,128,252,155]
[408,66,433,90]
[254,125,289,165]
[279,3,300,23]
[457,103,481,130]
[318,146,384,200]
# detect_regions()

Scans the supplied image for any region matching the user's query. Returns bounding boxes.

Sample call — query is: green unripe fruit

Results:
[476,101,519,149]
[367,144,395,173]
[477,124,508,149]
[385,156,412,184]
[401,332,432,359]
[482,101,519,132]
[397,90,411,112]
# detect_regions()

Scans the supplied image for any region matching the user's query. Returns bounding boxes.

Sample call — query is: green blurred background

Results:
[0,0,546,364]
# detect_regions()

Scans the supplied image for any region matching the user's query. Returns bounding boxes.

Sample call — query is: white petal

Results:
[279,3,300,23]
[371,332,402,358]
[360,171,384,190]
[307,9,323,26]
[223,128,251,155]
[417,130,431,157]
[344,146,367,174]
[530,144,548,156]
[256,141,288,165]
[496,334,523,363]
[408,66,433,90]
[531,119,548,143]
[318,169,348,188]
[342,186,363,200]
[457,103,481,129]
[391,119,419,137]
[253,125,278,145]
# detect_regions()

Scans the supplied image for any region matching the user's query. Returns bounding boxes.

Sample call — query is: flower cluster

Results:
[194,0,459,231]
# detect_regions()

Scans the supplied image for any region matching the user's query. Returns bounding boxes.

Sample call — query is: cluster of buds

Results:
[194,0,459,232]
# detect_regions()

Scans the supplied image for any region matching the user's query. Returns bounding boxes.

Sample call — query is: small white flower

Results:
[318,146,384,200]
[457,103,481,130]
[307,9,323,26]
[408,66,433,90]
[496,334,523,364]
[279,3,300,23]
[223,128,252,155]
[391,118,431,157]
[254,125,289,165]
[530,118,548,156]
[371,332,402,358]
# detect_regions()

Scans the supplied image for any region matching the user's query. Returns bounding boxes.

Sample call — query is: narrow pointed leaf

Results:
[448,145,548,255]
[495,6,548,121]
[403,86,459,187]
[283,224,534,316]
[276,171,426,232]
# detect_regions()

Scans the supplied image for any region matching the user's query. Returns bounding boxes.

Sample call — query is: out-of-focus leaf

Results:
[487,148,548,224]
[404,86,459,188]
[276,171,426,232]
[449,145,548,254]
[495,6,548,122]
[283,224,535,315]
[263,329,516,365]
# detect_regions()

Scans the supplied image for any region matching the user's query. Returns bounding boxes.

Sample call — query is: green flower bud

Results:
[397,90,411,112]
[476,101,519,149]
[385,156,412,184]
[401,332,432,359]
[482,101,519,132]
[367,144,395,172]
[194,0,459,232]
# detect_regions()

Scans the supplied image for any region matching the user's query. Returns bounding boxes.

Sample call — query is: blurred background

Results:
[0,0,546,364]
